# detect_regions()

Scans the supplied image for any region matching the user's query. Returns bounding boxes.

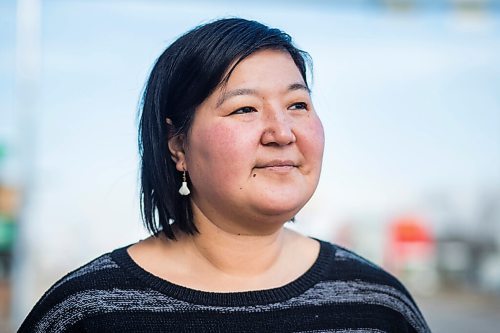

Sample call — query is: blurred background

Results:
[1,0,500,331]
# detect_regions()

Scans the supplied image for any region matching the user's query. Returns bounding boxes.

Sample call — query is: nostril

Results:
[264,142,280,147]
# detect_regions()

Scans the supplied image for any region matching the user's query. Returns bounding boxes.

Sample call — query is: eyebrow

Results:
[216,82,310,108]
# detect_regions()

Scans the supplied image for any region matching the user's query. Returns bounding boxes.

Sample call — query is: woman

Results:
[20,18,431,332]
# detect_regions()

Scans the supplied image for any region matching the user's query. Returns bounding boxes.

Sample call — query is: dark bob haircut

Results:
[138,18,311,240]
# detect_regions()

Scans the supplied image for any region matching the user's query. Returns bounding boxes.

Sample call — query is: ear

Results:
[168,134,187,172]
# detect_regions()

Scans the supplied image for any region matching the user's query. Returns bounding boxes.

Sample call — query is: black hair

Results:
[138,17,311,240]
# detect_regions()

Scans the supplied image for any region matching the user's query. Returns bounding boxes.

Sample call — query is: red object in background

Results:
[391,217,433,243]
[385,216,435,275]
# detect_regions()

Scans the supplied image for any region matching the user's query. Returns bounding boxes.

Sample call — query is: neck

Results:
[174,201,292,277]
[130,204,319,292]
[189,218,286,277]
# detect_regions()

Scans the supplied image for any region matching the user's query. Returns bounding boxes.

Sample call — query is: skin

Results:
[129,49,325,292]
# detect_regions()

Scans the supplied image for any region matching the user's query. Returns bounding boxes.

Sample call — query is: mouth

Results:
[254,160,298,172]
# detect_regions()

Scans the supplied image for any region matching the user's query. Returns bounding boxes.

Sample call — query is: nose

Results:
[260,108,296,146]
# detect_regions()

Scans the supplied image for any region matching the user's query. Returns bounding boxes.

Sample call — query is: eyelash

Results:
[230,102,308,115]
[231,106,257,115]
[289,102,308,111]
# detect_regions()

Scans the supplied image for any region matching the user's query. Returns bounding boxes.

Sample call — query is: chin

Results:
[253,197,309,220]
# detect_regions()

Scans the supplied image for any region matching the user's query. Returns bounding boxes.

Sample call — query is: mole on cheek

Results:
[252,174,256,177]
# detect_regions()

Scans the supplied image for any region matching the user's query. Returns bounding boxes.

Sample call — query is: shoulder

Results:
[318,241,409,289]
[313,240,431,333]
[18,246,145,332]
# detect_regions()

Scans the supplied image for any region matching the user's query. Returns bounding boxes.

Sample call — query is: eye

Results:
[289,102,308,111]
[230,106,257,115]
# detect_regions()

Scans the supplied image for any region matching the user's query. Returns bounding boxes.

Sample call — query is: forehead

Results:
[223,49,305,90]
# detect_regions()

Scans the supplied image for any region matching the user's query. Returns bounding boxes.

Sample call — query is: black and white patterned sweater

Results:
[19,240,431,332]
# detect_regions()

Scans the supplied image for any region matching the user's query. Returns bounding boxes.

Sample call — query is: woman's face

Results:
[175,49,324,233]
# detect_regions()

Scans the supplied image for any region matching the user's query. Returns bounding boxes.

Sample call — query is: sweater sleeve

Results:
[18,253,119,333]
[330,244,431,333]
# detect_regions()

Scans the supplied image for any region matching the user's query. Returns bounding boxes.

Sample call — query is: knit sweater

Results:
[19,240,431,333]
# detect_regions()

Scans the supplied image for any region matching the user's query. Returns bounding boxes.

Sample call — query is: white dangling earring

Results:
[178,170,190,196]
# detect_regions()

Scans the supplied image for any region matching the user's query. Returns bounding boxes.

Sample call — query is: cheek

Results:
[302,116,325,161]
[188,122,256,174]
[203,123,236,154]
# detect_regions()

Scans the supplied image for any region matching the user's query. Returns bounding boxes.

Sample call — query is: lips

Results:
[255,160,297,169]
